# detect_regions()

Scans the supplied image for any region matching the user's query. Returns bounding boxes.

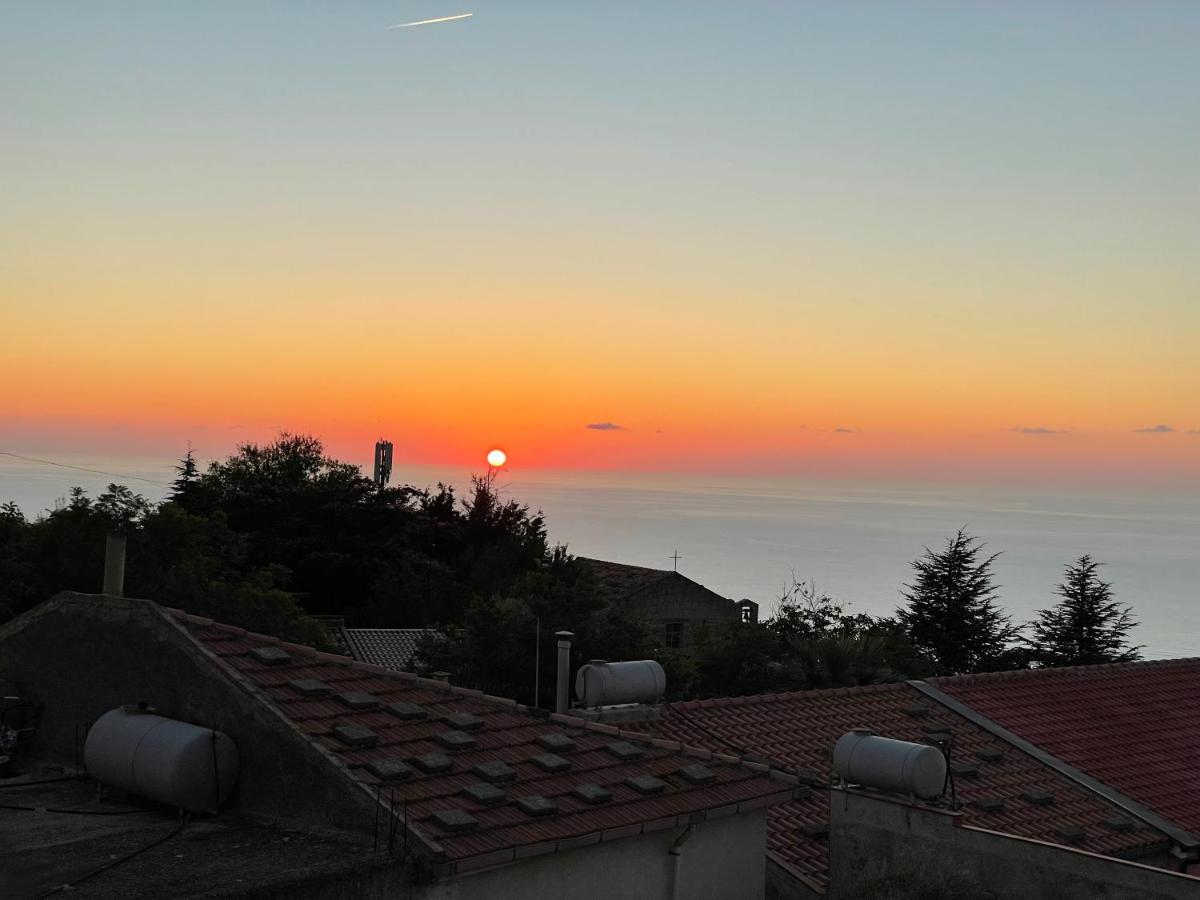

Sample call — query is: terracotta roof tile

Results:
[642,680,1174,887]
[935,658,1200,837]
[172,613,800,868]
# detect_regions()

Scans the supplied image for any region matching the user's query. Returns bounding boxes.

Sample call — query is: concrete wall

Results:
[0,592,378,835]
[419,809,769,900]
[829,788,1200,900]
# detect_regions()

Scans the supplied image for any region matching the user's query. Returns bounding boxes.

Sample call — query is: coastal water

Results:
[2,455,1196,660]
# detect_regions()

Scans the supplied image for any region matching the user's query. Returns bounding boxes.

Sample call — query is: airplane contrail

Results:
[386,13,473,29]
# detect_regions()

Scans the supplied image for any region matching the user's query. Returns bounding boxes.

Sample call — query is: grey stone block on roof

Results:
[536,732,576,752]
[604,740,644,761]
[570,784,613,805]
[334,691,379,710]
[411,752,454,774]
[626,774,666,795]
[249,645,291,666]
[975,746,1004,762]
[436,730,477,751]
[677,763,716,786]
[461,782,507,806]
[386,701,427,721]
[972,797,1005,813]
[1055,824,1087,843]
[332,724,378,749]
[514,796,558,817]
[366,758,412,781]
[429,809,479,833]
[472,760,518,784]
[532,753,571,773]
[1023,790,1055,806]
[288,678,332,697]
[441,712,484,732]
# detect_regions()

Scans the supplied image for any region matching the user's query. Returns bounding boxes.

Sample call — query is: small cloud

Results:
[1013,426,1066,435]
[585,422,625,431]
[1135,424,1175,433]
[834,427,855,433]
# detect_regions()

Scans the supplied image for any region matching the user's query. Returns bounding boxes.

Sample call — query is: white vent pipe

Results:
[555,631,574,714]
[103,533,126,596]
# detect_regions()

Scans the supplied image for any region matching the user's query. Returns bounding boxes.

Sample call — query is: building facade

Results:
[578,558,757,654]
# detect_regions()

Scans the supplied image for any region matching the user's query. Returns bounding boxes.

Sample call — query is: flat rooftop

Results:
[0,767,389,898]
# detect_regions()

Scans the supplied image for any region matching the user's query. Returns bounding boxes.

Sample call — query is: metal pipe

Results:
[534,616,541,707]
[102,533,126,596]
[555,630,574,714]
[668,824,697,900]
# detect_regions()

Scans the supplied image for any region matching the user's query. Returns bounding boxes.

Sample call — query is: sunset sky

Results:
[3,3,1197,482]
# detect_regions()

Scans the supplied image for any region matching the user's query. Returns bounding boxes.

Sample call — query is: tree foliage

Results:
[1028,555,1140,667]
[897,529,1021,675]
[0,434,648,690]
[689,579,930,697]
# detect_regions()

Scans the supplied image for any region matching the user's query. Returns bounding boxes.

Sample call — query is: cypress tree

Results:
[897,529,1018,674]
[1029,555,1140,667]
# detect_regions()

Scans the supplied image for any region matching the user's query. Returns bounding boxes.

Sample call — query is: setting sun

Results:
[486,448,507,467]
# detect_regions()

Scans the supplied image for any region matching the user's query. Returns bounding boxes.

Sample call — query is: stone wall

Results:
[829,788,1199,900]
[618,574,740,653]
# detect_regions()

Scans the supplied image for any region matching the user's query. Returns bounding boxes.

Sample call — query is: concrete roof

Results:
[0,774,388,898]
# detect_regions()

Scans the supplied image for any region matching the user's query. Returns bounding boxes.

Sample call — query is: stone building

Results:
[578,558,757,654]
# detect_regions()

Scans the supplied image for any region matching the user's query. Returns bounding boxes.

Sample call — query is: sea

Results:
[2,454,1197,660]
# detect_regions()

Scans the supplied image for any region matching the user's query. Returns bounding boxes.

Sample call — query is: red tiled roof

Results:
[935,658,1200,840]
[639,682,1173,888]
[167,610,800,874]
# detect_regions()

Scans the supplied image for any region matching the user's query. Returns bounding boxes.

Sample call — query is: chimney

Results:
[103,533,126,597]
[555,630,574,714]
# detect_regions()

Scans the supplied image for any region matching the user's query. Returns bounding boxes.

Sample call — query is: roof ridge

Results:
[932,656,1200,686]
[666,680,906,711]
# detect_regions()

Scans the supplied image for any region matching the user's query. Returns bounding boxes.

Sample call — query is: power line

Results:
[0,450,171,488]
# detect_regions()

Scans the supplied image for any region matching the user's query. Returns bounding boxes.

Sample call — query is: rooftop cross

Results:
[669,550,683,572]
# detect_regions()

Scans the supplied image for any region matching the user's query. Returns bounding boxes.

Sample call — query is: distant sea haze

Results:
[2,456,1197,661]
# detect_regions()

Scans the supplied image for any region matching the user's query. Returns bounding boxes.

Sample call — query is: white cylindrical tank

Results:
[84,707,239,813]
[575,659,666,708]
[832,730,946,800]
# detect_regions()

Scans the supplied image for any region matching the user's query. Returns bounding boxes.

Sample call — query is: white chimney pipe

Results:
[555,630,574,714]
[103,533,126,596]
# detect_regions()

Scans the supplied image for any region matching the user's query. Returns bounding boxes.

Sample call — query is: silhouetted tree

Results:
[1028,555,1140,667]
[170,445,201,498]
[897,529,1020,674]
[772,579,929,688]
[95,483,150,535]
[688,579,929,698]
